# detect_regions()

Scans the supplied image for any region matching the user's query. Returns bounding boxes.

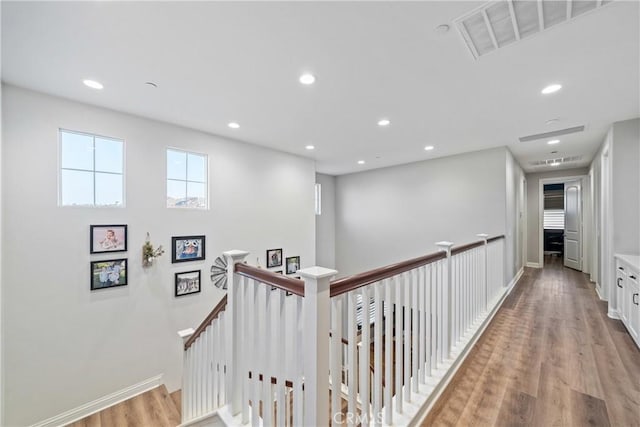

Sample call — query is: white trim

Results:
[526,262,541,269]
[594,282,607,301]
[31,374,163,427]
[507,267,525,292]
[608,308,620,320]
[537,175,587,269]
[178,409,225,427]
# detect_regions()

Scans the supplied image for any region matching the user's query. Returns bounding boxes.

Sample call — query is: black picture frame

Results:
[171,235,206,263]
[175,270,201,297]
[90,259,128,290]
[90,225,127,254]
[286,256,300,275]
[266,248,283,268]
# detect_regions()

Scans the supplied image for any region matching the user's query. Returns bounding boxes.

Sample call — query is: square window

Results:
[59,130,124,207]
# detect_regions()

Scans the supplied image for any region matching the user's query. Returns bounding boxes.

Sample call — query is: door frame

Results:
[538,174,587,269]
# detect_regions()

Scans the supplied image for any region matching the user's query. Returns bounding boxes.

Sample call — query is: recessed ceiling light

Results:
[550,162,560,166]
[305,145,315,150]
[546,118,560,125]
[541,84,562,94]
[83,79,103,90]
[357,160,365,165]
[435,24,450,34]
[547,139,560,145]
[424,145,435,151]
[228,122,240,129]
[377,119,391,127]
[299,73,316,85]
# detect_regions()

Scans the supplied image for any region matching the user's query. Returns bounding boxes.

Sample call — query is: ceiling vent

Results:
[529,155,583,167]
[454,0,613,59]
[519,125,585,142]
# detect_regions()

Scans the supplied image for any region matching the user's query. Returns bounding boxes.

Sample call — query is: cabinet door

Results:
[617,270,627,321]
[628,274,640,343]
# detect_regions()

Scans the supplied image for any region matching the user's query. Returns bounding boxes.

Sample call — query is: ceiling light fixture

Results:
[541,84,562,94]
[435,24,450,34]
[83,79,103,90]
[377,119,391,127]
[299,73,316,85]
[357,160,365,165]
[305,145,315,150]
[547,139,560,145]
[228,122,240,129]
[424,145,435,151]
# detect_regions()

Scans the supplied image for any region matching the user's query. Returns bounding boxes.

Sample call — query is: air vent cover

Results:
[519,125,585,142]
[529,155,583,166]
[454,0,612,59]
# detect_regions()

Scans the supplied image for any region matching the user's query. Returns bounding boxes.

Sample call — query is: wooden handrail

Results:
[184,294,228,350]
[451,240,484,256]
[330,251,447,297]
[235,263,305,297]
[487,234,505,243]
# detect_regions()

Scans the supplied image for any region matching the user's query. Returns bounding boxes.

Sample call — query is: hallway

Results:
[423,257,640,426]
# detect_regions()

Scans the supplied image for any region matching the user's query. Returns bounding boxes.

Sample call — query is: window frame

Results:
[58,128,126,208]
[166,147,209,210]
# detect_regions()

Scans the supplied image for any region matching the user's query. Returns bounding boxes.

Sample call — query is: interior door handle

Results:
[617,277,623,288]
[634,293,639,305]
[630,275,637,280]
[619,266,625,271]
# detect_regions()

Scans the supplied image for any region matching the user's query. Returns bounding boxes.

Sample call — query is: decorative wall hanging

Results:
[266,248,283,268]
[210,256,228,290]
[286,256,300,275]
[175,270,201,297]
[142,232,165,267]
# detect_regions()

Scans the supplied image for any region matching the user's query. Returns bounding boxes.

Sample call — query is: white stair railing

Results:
[179,235,506,426]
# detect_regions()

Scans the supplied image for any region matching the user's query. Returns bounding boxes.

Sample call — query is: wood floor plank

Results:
[569,389,611,427]
[424,256,640,426]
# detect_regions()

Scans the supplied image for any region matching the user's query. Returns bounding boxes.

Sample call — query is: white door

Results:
[564,180,582,270]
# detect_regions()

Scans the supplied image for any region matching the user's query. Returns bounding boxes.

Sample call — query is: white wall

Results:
[315,173,336,269]
[505,149,525,280]
[525,167,589,266]
[1,85,316,426]
[612,118,640,254]
[334,148,508,278]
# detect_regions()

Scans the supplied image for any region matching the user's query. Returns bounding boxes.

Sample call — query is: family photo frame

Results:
[286,256,300,275]
[266,248,283,268]
[90,225,127,254]
[172,235,206,263]
[90,259,128,290]
[175,270,201,297]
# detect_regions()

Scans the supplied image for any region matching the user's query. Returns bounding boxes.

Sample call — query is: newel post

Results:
[223,250,249,415]
[436,241,454,358]
[477,234,489,310]
[298,266,337,427]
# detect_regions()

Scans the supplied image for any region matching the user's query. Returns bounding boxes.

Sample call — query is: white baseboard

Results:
[595,283,607,301]
[507,267,525,293]
[526,262,541,269]
[31,374,163,427]
[608,308,620,320]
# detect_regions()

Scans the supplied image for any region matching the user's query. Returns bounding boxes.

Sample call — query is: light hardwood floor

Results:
[422,256,640,426]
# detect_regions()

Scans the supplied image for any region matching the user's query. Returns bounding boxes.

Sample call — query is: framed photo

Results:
[91,259,127,290]
[286,256,300,275]
[90,225,127,254]
[266,248,283,268]
[175,270,201,297]
[172,235,206,263]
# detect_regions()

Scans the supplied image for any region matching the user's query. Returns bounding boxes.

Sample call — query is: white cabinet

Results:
[615,254,640,348]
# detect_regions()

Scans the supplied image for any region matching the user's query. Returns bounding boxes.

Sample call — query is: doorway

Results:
[538,175,586,270]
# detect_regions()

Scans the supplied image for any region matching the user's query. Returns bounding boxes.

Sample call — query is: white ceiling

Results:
[2,1,638,175]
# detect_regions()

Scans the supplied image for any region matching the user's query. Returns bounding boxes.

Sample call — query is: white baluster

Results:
[293,296,303,427]
[373,283,383,427]
[418,266,426,385]
[219,312,227,409]
[276,290,286,427]
[263,285,273,426]
[330,296,343,427]
[251,281,260,427]
[395,274,403,413]
[360,286,370,425]
[347,291,358,426]
[403,272,411,402]
[384,278,393,425]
